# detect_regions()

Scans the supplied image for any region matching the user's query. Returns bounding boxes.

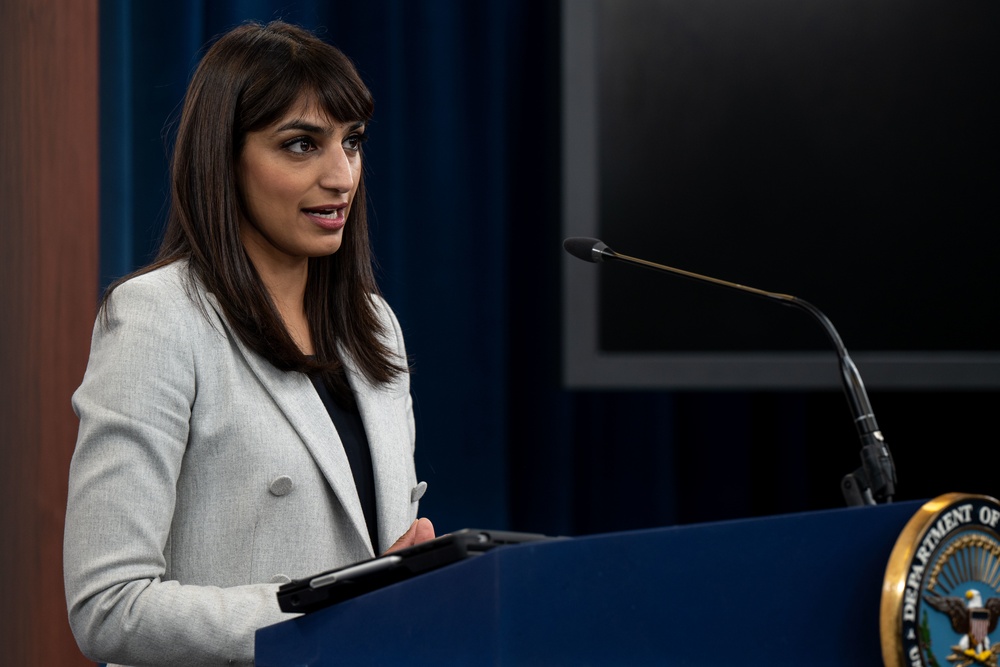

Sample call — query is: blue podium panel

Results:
[256,501,922,666]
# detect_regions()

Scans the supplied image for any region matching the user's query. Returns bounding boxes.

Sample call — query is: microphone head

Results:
[563,237,610,263]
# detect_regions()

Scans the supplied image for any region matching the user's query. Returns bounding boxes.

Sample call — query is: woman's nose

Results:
[319,147,355,193]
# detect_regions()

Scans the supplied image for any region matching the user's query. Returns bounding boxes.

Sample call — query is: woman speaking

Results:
[63,20,434,666]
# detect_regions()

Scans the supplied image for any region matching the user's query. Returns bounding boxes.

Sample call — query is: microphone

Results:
[563,236,897,507]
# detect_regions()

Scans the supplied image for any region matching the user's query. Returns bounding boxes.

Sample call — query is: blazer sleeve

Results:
[63,275,292,667]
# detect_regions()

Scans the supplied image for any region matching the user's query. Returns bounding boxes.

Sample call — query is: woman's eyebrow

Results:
[272,120,327,135]
[271,119,365,136]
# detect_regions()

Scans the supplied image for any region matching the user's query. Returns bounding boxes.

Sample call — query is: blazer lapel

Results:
[344,355,414,555]
[202,292,374,556]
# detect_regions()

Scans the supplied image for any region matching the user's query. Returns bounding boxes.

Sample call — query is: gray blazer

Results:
[63,261,426,667]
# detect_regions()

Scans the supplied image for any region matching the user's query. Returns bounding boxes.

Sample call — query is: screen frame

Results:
[560,0,1000,390]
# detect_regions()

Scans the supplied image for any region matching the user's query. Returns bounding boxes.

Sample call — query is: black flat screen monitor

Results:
[561,0,1000,389]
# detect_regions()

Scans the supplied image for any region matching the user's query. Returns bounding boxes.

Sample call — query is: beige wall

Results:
[0,0,99,663]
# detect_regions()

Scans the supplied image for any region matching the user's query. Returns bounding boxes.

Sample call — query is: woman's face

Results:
[237,95,365,272]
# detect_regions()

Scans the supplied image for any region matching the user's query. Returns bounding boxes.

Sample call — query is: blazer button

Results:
[411,481,428,502]
[270,574,292,584]
[269,475,293,497]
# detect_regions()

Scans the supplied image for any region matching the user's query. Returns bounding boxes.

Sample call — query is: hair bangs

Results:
[311,60,374,127]
[235,27,373,140]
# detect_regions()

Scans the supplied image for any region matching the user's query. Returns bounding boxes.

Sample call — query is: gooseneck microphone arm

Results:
[563,237,896,506]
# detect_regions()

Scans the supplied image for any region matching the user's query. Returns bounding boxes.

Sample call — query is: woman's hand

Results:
[383,518,435,554]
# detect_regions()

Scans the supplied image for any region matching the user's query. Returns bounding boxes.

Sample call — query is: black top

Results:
[309,376,380,553]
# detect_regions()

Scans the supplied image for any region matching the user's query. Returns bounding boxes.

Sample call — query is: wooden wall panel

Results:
[0,0,99,663]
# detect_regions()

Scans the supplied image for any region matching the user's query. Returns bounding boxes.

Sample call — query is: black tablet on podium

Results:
[276,528,557,614]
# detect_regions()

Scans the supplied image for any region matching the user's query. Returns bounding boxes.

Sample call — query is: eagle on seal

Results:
[924,589,1000,662]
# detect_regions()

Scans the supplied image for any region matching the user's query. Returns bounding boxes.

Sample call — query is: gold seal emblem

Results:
[882,493,1000,667]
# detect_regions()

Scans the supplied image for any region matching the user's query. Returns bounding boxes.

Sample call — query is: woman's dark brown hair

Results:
[105,20,404,402]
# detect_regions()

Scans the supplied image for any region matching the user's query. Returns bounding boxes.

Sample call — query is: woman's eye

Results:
[344,132,368,153]
[283,138,317,154]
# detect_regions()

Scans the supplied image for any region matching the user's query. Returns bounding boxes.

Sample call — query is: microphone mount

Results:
[563,237,897,506]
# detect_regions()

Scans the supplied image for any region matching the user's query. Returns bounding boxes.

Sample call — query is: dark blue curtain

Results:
[99,0,988,539]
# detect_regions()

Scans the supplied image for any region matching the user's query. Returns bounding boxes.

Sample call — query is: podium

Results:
[256,500,921,666]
